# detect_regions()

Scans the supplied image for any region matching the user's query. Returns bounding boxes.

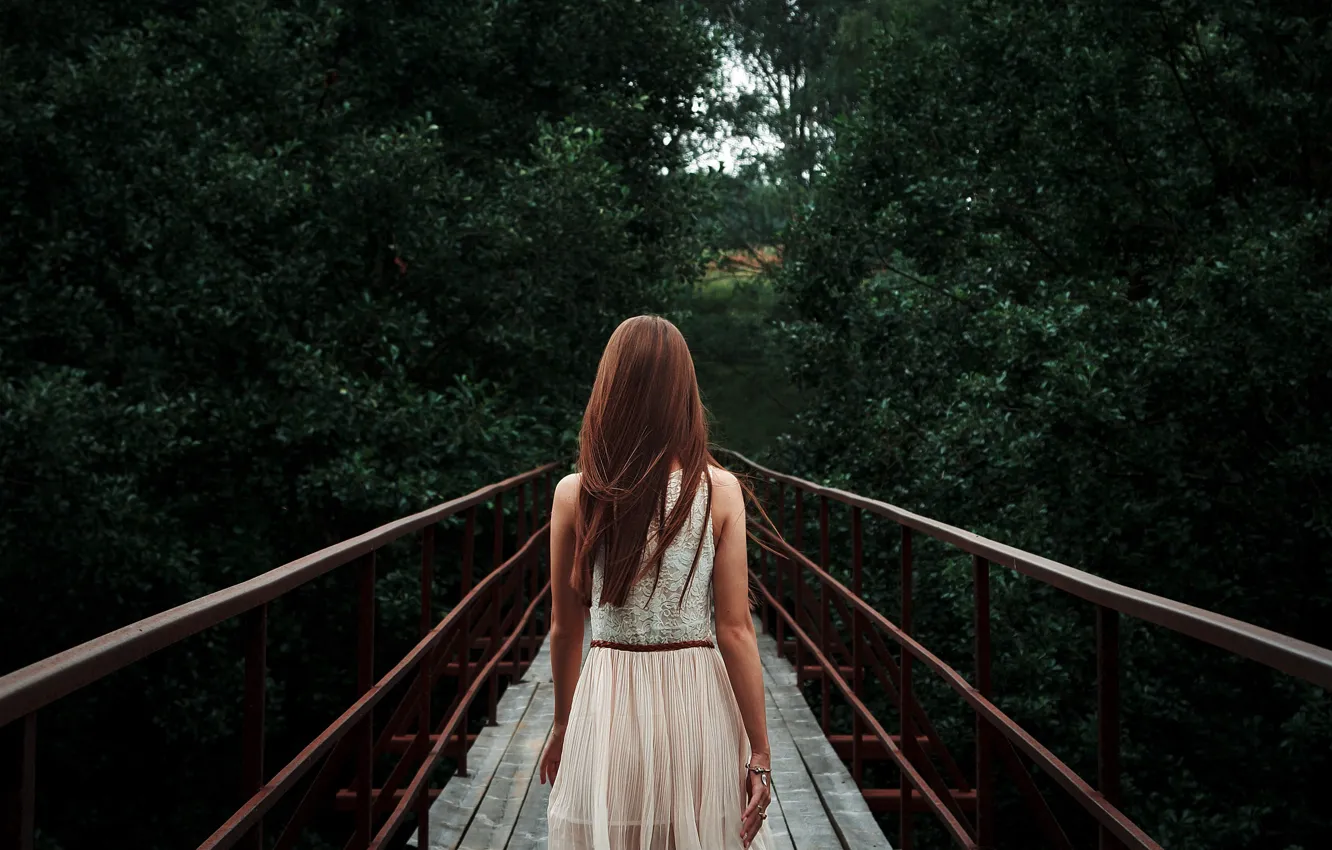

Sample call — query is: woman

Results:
[539,315,775,850]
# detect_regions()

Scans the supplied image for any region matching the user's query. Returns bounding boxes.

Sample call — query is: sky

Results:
[686,50,783,173]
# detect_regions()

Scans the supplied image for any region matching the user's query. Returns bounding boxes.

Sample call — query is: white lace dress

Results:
[547,469,774,850]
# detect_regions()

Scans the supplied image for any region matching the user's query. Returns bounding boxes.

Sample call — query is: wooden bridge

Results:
[2,453,1331,850]
[402,622,889,850]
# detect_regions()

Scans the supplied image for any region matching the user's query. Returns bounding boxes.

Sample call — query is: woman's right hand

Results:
[539,723,565,786]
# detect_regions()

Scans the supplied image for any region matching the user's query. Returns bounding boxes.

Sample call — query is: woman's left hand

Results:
[739,755,772,847]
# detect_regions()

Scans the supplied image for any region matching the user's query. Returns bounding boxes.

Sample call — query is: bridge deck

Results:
[409,622,891,850]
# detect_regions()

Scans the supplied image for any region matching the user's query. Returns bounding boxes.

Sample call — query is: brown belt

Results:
[589,638,714,652]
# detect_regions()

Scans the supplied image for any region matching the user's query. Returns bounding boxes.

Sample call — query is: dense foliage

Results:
[692,169,788,255]
[0,0,715,846]
[778,1,1331,847]
[7,0,1331,847]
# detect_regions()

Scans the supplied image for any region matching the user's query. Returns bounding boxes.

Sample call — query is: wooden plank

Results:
[758,629,892,850]
[506,624,588,849]
[761,677,844,849]
[503,725,553,850]
[458,683,556,849]
[407,640,553,849]
[759,681,801,850]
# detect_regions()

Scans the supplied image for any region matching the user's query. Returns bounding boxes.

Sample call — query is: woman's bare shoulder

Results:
[553,472,582,507]
[706,464,744,519]
[707,464,740,489]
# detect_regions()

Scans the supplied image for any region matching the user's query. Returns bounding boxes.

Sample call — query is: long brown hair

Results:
[572,315,720,607]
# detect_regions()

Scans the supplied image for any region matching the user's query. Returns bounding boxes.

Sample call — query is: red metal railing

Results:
[726,450,1332,850]
[7,451,1332,850]
[0,463,560,850]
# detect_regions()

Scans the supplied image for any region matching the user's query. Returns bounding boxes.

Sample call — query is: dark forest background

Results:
[2,1,1329,848]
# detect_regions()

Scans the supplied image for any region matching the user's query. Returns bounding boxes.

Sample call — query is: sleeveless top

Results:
[589,469,715,647]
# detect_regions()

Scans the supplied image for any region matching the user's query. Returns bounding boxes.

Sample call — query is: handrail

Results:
[10,449,1325,850]
[0,462,561,727]
[723,450,1332,691]
[749,570,978,848]
[372,572,551,848]
[196,524,551,850]
[1,461,560,850]
[752,527,1159,850]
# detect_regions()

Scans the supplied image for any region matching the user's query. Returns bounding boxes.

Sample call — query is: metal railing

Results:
[725,450,1332,850]
[6,449,1331,850]
[0,463,560,850]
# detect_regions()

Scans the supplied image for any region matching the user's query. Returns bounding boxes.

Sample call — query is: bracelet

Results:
[746,762,772,787]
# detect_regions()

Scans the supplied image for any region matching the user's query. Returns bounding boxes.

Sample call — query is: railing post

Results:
[1098,605,1121,850]
[776,482,786,654]
[462,506,476,597]
[416,524,435,842]
[421,526,435,638]
[487,490,504,709]
[517,481,527,547]
[527,535,539,677]
[488,582,501,725]
[415,658,431,847]
[540,471,551,637]
[793,488,804,675]
[457,614,471,778]
[973,554,993,849]
[819,496,830,732]
[851,508,864,785]
[492,492,505,574]
[354,551,376,848]
[793,488,804,552]
[767,479,777,634]
[516,484,527,666]
[241,604,267,850]
[900,525,914,850]
[543,470,552,528]
[818,496,830,569]
[1,713,36,850]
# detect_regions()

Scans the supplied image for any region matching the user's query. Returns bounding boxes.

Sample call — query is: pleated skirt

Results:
[547,644,775,850]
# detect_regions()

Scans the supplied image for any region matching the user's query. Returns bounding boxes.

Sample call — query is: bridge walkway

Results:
[408,620,891,850]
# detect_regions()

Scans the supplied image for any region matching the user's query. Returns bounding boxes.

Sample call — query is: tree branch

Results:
[869,243,970,306]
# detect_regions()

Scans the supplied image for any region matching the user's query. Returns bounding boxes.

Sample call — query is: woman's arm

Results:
[548,472,585,736]
[713,468,769,756]
[711,468,772,845]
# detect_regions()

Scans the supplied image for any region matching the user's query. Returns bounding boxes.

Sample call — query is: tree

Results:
[779,1,1332,847]
[694,1,941,272]
[699,0,947,180]
[0,0,717,845]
